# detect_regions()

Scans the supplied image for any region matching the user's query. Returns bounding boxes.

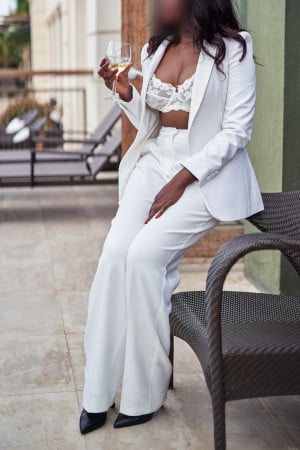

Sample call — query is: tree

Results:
[15,0,29,13]
[0,0,30,68]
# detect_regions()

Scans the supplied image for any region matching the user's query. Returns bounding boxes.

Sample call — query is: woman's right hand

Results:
[98,58,134,102]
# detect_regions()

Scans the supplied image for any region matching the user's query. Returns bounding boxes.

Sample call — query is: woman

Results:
[80,0,264,434]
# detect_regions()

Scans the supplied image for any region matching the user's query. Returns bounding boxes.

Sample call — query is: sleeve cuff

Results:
[179,161,201,187]
[115,84,137,105]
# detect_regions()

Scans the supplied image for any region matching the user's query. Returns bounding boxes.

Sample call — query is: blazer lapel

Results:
[140,38,171,108]
[140,37,216,129]
[188,42,216,130]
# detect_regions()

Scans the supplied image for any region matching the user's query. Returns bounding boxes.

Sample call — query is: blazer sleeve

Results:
[115,43,149,129]
[180,31,256,187]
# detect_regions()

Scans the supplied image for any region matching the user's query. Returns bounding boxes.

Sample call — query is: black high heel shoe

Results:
[113,412,153,428]
[79,403,115,434]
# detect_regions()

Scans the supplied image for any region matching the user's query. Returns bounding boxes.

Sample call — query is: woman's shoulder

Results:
[223,30,253,49]
[222,30,254,61]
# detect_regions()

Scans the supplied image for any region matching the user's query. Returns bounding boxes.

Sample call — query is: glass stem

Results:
[112,73,119,98]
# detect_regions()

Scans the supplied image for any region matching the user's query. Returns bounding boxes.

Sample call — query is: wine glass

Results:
[104,41,132,100]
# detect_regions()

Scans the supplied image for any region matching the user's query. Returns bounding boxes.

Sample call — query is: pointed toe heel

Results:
[79,409,107,434]
[113,412,154,428]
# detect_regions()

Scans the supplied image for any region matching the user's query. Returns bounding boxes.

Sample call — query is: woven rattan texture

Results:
[170,291,300,400]
[169,191,300,449]
[249,191,300,274]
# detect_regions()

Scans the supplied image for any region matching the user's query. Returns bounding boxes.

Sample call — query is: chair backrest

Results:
[81,103,121,154]
[247,191,300,274]
[89,127,121,176]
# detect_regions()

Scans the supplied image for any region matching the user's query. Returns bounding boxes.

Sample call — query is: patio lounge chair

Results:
[0,128,121,187]
[169,191,300,450]
[0,105,121,187]
[0,109,38,148]
[32,102,120,154]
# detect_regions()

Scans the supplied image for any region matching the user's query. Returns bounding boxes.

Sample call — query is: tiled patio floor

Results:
[0,185,299,450]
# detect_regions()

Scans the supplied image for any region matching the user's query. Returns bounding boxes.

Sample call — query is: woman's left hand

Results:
[145,168,197,223]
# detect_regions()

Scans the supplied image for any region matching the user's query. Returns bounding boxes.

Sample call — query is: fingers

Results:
[155,206,166,218]
[98,59,118,81]
[98,58,134,88]
[144,202,167,224]
[121,61,134,77]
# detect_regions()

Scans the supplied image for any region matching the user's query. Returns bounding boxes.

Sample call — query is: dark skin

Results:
[98,0,199,222]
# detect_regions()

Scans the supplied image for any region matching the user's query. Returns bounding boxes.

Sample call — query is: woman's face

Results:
[155,0,185,26]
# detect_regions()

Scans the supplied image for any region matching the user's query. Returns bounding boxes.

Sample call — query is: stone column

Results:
[121,0,150,155]
[243,0,300,295]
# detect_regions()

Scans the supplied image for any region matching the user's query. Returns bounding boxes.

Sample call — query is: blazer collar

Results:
[141,37,216,131]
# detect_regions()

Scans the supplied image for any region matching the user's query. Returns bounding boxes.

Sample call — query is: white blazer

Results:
[116,31,264,221]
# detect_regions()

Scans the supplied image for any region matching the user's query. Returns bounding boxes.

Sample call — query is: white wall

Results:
[29,0,121,133]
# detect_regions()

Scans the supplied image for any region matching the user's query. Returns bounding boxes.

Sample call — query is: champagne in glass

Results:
[105,41,132,100]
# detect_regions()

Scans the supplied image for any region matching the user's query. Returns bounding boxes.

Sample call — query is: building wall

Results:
[121,0,150,154]
[29,0,121,133]
[235,0,247,25]
[240,0,300,295]
[244,0,285,294]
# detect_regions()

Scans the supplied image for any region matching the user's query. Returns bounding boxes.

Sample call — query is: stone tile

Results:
[0,221,48,254]
[58,291,88,334]
[0,392,85,450]
[0,292,63,336]
[83,403,189,450]
[44,218,95,242]
[0,185,296,450]
[52,258,97,292]
[0,257,56,295]
[261,397,300,447]
[47,237,102,265]
[0,334,74,395]
[226,398,297,450]
[167,383,295,450]
[67,333,85,391]
[1,199,43,224]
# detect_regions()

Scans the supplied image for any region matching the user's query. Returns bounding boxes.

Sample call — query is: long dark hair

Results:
[148,0,247,71]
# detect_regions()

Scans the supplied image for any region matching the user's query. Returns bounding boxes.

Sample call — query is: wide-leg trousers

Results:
[82,126,219,415]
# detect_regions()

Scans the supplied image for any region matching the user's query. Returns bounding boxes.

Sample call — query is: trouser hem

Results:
[82,392,113,414]
[119,403,163,416]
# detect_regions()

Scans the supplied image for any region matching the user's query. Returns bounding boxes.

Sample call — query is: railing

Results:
[0,69,94,147]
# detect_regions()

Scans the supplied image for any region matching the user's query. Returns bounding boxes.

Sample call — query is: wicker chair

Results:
[169,191,300,450]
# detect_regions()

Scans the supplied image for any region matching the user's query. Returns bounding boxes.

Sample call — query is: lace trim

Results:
[152,72,195,92]
[146,72,195,113]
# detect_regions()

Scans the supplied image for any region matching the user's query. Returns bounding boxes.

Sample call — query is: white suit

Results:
[118,31,264,221]
[82,32,264,416]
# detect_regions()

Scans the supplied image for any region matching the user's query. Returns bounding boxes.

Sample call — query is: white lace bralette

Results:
[146,72,195,114]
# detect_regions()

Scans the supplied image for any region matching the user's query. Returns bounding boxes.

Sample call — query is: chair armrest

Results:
[204,232,300,396]
[206,232,300,298]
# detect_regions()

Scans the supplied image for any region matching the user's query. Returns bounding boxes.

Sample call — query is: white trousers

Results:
[82,127,219,415]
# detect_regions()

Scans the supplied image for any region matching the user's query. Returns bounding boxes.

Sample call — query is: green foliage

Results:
[0,28,29,67]
[15,0,29,13]
[0,0,30,68]
[0,98,47,125]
